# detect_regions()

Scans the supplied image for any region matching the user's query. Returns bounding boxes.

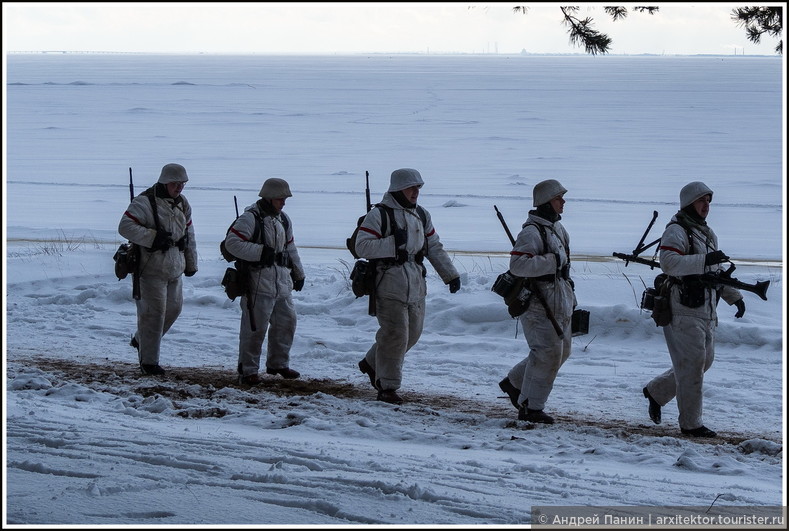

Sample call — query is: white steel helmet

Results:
[532,179,567,206]
[680,181,713,209]
[388,168,424,192]
[157,163,189,184]
[259,178,292,199]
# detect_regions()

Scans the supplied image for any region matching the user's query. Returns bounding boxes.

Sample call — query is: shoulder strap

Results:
[667,220,694,253]
[416,205,428,256]
[375,204,396,236]
[249,210,264,244]
[280,212,290,234]
[141,186,161,231]
[526,222,549,254]
[377,204,428,234]
[416,205,427,227]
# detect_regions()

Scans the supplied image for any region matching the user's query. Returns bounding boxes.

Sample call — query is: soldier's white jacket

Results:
[659,213,742,322]
[224,201,305,299]
[509,212,575,321]
[354,193,459,304]
[119,187,198,280]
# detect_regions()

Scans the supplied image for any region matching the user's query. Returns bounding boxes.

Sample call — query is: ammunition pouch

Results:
[254,250,292,269]
[678,275,707,308]
[389,251,425,266]
[176,235,187,252]
[276,252,292,268]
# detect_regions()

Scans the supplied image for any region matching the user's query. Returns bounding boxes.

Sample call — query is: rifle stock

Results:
[700,270,770,301]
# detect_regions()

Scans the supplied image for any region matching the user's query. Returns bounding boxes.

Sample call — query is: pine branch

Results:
[561,6,612,55]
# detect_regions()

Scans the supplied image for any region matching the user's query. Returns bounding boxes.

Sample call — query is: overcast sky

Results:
[2,2,784,56]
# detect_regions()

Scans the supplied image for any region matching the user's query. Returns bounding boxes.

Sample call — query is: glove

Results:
[184,269,197,277]
[448,277,461,293]
[396,249,409,264]
[704,250,729,266]
[393,228,408,248]
[150,230,173,252]
[293,277,304,291]
[734,299,746,318]
[260,246,275,266]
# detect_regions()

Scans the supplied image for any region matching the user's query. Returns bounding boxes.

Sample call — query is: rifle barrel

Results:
[494,205,516,246]
[365,170,371,212]
[128,167,134,202]
[613,252,660,269]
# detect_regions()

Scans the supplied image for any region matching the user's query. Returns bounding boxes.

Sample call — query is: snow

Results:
[3,53,786,526]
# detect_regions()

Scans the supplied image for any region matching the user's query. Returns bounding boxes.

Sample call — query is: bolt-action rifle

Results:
[613,211,770,301]
[128,167,142,300]
[237,195,257,331]
[225,195,257,331]
[494,206,564,338]
[361,171,377,317]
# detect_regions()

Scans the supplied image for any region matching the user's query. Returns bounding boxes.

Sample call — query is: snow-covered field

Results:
[4,53,785,526]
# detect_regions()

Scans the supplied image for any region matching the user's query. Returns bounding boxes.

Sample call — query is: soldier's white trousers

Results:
[238,294,297,376]
[647,316,715,430]
[509,308,572,411]
[134,274,183,366]
[363,297,425,391]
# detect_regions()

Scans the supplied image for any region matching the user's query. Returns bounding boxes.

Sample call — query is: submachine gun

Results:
[613,211,770,301]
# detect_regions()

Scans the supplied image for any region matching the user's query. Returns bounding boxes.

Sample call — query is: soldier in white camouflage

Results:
[354,168,461,404]
[643,181,745,438]
[499,179,576,424]
[119,163,198,376]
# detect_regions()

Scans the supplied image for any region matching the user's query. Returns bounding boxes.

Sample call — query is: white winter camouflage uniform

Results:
[506,213,576,411]
[118,185,198,366]
[645,213,742,431]
[224,201,305,377]
[354,193,459,391]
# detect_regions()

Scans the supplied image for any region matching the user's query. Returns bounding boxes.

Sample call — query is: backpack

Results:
[347,204,427,298]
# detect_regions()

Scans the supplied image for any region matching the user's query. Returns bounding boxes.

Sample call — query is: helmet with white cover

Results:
[532,179,567,206]
[679,181,713,209]
[388,168,424,192]
[259,178,292,199]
